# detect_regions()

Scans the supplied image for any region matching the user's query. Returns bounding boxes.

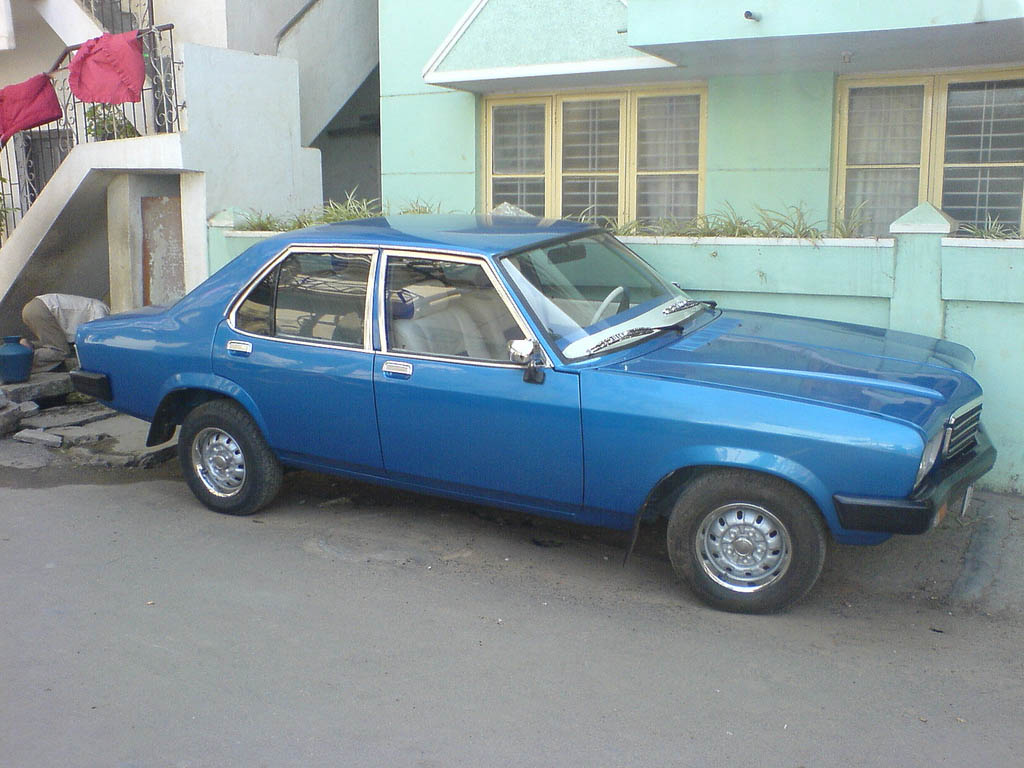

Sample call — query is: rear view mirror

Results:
[508,339,536,365]
[547,243,586,264]
[507,339,546,384]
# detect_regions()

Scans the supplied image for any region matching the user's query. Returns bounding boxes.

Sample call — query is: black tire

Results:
[666,469,827,614]
[177,399,282,516]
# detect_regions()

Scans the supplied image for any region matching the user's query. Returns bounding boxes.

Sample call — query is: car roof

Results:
[273,214,598,257]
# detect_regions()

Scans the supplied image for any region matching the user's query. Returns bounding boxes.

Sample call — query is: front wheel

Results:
[666,470,827,613]
[177,400,282,516]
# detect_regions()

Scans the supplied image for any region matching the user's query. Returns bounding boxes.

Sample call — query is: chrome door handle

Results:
[382,360,413,377]
[226,340,252,356]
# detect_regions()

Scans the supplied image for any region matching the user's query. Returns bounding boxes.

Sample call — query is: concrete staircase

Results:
[277,0,379,146]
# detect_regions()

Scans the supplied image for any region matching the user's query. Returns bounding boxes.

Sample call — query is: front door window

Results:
[384,256,522,361]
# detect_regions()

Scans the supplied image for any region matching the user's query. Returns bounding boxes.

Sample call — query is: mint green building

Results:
[374,1,1024,493]
[380,0,1022,237]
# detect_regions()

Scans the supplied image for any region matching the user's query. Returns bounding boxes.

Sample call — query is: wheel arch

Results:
[146,374,267,447]
[639,452,835,532]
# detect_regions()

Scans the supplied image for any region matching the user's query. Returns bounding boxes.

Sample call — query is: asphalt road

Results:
[2,466,1023,767]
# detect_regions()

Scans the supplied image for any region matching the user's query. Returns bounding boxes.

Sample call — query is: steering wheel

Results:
[590,286,627,325]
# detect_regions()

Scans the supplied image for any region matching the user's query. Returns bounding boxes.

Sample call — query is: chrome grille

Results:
[943,401,982,460]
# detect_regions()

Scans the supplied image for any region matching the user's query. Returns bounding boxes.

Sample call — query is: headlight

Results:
[915,431,944,489]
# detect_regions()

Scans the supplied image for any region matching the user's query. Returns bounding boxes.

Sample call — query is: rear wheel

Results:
[178,400,282,516]
[666,470,827,613]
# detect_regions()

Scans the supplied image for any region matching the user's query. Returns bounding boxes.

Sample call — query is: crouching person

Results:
[21,293,109,372]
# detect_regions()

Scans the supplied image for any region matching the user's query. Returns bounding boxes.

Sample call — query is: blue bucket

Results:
[0,335,32,384]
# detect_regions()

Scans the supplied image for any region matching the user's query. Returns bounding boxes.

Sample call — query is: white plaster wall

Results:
[106,173,179,311]
[313,68,380,202]
[0,1,64,82]
[277,0,378,145]
[28,0,102,45]
[1,0,14,49]
[0,134,185,305]
[179,171,207,291]
[227,0,309,55]
[0,171,110,334]
[152,0,310,54]
[152,0,228,48]
[178,43,322,218]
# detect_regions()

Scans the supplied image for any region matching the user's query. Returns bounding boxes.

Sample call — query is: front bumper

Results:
[833,427,996,535]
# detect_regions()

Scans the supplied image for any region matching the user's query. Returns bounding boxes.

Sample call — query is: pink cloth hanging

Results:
[0,73,63,145]
[69,31,145,105]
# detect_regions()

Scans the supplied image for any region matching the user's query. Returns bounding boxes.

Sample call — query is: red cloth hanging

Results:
[68,31,145,105]
[0,73,63,145]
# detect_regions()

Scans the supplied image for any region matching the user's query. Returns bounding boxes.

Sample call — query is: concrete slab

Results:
[17,401,39,416]
[13,428,62,447]
[951,491,1024,616]
[0,372,73,403]
[0,437,55,468]
[20,401,116,430]
[0,403,22,435]
[59,412,176,468]
[48,424,110,446]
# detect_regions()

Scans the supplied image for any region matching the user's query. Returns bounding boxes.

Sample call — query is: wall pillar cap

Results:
[207,208,241,228]
[889,203,958,234]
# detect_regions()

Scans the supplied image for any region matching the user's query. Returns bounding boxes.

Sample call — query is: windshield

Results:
[500,233,701,359]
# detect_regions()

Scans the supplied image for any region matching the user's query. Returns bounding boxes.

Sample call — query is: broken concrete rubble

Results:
[47,424,109,447]
[0,403,22,435]
[0,372,177,469]
[14,428,63,448]
[0,400,45,436]
[1,372,73,403]
[21,401,115,430]
[1,400,176,469]
[17,401,39,416]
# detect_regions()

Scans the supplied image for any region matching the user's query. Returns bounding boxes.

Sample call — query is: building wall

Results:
[153,0,228,49]
[313,68,382,204]
[0,171,110,336]
[628,0,1024,47]
[225,0,309,55]
[0,7,64,82]
[705,72,835,223]
[379,7,841,221]
[378,0,478,212]
[178,44,322,219]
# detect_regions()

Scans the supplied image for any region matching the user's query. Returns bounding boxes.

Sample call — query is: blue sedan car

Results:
[71,215,995,613]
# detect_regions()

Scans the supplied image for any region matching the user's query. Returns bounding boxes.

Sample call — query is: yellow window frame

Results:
[833,68,1024,232]
[484,85,708,223]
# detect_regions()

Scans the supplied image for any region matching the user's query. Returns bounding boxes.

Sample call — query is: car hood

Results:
[607,310,981,430]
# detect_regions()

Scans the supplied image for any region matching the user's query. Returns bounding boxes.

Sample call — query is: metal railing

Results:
[0,20,181,242]
[84,0,154,36]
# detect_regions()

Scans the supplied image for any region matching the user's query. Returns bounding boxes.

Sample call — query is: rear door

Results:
[213,247,383,475]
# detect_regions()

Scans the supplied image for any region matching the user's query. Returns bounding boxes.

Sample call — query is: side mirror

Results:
[507,339,546,384]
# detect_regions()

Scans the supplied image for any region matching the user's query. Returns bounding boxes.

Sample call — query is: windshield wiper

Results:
[584,316,693,355]
[662,298,717,315]
[585,327,661,355]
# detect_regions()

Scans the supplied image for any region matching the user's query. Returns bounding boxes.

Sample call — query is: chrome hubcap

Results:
[191,427,245,497]
[696,502,792,593]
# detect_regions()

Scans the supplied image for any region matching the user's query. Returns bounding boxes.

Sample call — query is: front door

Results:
[373,252,583,516]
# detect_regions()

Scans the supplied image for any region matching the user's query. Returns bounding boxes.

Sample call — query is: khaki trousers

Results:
[22,297,69,371]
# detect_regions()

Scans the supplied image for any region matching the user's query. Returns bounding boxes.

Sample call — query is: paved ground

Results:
[3,400,1022,618]
[2,402,1023,766]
